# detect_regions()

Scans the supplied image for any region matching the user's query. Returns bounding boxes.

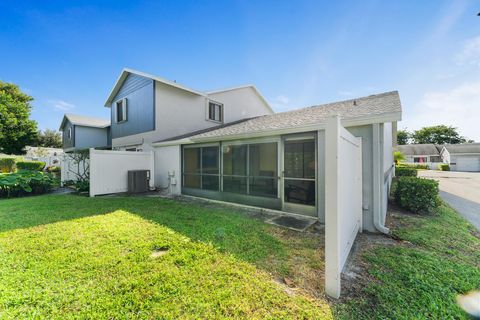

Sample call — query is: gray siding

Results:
[62,120,74,149]
[111,74,155,139]
[75,126,109,149]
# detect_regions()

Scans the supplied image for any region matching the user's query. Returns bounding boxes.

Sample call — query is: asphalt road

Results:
[418,170,480,231]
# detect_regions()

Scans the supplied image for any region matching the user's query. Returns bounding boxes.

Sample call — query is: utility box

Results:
[127,170,150,194]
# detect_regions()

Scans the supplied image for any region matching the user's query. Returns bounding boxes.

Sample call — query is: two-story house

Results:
[103,68,273,151]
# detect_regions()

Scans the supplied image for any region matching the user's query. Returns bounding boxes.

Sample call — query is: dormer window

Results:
[116,98,127,123]
[208,101,223,123]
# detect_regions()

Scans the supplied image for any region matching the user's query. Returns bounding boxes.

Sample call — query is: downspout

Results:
[372,123,389,234]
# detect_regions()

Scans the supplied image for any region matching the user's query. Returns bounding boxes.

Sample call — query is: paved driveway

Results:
[418,170,480,231]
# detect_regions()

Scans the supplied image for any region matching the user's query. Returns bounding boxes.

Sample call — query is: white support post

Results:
[89,148,95,198]
[325,115,341,299]
[149,150,155,189]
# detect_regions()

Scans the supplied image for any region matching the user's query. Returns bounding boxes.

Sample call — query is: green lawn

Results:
[0,194,331,319]
[2,194,479,319]
[336,203,480,319]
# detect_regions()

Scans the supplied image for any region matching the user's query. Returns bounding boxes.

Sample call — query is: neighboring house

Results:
[395,144,443,169]
[441,143,480,172]
[24,146,63,166]
[103,68,273,151]
[59,114,111,152]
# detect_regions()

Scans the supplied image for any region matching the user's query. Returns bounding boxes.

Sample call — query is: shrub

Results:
[0,157,16,173]
[46,165,61,173]
[0,170,53,198]
[16,161,46,171]
[439,163,450,171]
[397,163,429,170]
[394,177,439,214]
[74,180,89,193]
[395,166,418,177]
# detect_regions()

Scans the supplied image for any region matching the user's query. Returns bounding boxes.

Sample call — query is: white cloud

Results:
[403,81,480,142]
[455,36,480,67]
[49,100,75,111]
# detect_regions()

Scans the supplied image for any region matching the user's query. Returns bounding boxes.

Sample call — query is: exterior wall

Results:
[110,74,155,139]
[153,145,181,195]
[382,123,394,227]
[207,87,273,123]
[404,154,442,169]
[112,83,273,150]
[75,126,109,149]
[62,120,74,149]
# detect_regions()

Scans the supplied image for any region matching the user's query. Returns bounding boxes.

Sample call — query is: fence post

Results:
[89,148,95,198]
[325,115,341,299]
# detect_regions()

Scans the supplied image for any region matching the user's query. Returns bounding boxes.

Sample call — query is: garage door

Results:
[455,156,480,172]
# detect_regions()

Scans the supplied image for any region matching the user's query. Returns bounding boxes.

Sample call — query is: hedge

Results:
[397,163,429,170]
[439,163,450,171]
[46,165,61,173]
[16,161,46,171]
[395,166,418,177]
[0,158,16,173]
[394,177,439,214]
[0,170,53,198]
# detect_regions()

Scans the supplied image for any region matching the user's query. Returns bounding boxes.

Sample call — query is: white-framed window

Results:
[207,101,223,123]
[116,98,127,123]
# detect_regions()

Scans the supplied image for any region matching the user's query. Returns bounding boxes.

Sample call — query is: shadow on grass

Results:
[0,194,287,267]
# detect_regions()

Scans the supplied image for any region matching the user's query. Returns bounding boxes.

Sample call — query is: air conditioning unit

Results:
[127,170,150,194]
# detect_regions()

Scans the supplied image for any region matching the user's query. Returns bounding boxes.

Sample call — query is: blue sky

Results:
[1,0,479,140]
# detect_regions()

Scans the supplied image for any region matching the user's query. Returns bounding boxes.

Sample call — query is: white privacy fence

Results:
[325,116,363,299]
[89,149,154,197]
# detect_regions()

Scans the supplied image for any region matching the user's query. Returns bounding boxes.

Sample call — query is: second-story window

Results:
[116,98,127,123]
[208,101,223,123]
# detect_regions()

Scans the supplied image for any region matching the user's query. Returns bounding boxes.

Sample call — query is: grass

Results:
[336,203,480,319]
[0,194,331,319]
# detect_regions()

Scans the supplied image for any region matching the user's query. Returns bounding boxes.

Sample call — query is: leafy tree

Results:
[0,81,38,154]
[412,125,467,145]
[397,129,410,145]
[36,129,62,148]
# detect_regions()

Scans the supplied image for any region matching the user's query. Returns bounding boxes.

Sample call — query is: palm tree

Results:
[394,151,406,165]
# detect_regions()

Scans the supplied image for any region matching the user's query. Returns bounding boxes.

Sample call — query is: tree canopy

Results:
[397,130,410,145]
[35,129,62,148]
[411,125,467,145]
[0,81,38,154]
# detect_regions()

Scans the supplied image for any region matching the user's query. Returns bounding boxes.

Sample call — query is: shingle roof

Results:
[157,91,401,143]
[60,114,110,130]
[443,143,480,154]
[395,144,441,156]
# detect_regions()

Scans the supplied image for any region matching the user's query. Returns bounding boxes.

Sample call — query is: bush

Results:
[394,177,439,214]
[46,165,61,173]
[0,157,16,173]
[397,163,429,170]
[74,180,89,193]
[395,166,418,177]
[439,164,450,171]
[16,161,46,171]
[0,170,53,198]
